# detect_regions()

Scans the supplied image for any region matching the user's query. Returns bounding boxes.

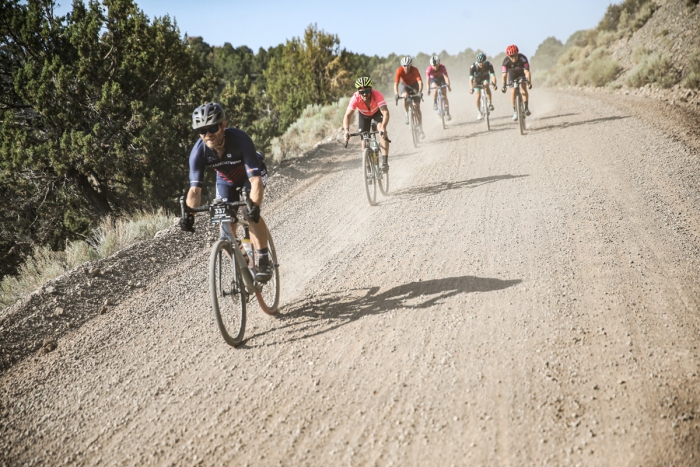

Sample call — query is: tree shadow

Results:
[390,174,529,201]
[531,115,630,132]
[243,275,522,347]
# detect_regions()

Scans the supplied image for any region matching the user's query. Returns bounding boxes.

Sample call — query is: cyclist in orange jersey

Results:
[393,56,424,138]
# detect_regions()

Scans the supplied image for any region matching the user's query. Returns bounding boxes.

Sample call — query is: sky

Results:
[55,0,616,58]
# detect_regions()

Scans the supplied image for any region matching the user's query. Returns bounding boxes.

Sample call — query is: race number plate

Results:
[210,205,233,223]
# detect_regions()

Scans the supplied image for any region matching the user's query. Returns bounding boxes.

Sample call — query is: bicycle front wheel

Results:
[209,239,246,347]
[255,230,280,315]
[517,92,525,135]
[483,95,490,131]
[440,98,446,129]
[410,107,418,148]
[363,148,377,206]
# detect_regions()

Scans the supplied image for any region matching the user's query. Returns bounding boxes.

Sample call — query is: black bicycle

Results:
[506,77,530,135]
[395,90,423,148]
[345,123,390,206]
[180,190,280,347]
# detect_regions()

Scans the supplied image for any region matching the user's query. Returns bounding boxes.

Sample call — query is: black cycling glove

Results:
[179,213,195,232]
[246,204,261,223]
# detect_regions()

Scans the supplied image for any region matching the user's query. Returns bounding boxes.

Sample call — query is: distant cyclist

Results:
[393,56,424,138]
[343,77,391,172]
[425,55,452,120]
[469,53,498,120]
[181,102,272,282]
[501,44,532,120]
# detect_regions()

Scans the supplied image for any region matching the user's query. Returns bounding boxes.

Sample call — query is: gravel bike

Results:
[395,90,423,148]
[180,191,280,347]
[431,84,449,129]
[345,123,390,206]
[474,80,497,131]
[508,77,530,135]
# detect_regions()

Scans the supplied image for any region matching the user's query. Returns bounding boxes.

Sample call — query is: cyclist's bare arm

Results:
[249,176,264,207]
[417,78,423,93]
[186,186,202,209]
[379,105,390,135]
[525,69,532,84]
[393,81,399,96]
[342,107,354,138]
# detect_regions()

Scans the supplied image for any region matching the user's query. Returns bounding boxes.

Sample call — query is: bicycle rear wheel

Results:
[362,148,377,206]
[377,149,389,196]
[254,230,280,315]
[210,239,246,347]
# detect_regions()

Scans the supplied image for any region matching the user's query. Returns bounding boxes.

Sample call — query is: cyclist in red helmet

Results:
[501,44,532,121]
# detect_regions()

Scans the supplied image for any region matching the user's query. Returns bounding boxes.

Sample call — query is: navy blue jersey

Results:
[189,128,263,188]
[501,54,530,74]
[470,61,495,82]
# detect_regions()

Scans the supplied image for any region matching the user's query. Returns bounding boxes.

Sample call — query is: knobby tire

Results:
[363,148,377,206]
[210,239,246,347]
[409,106,418,148]
[254,231,280,315]
[517,91,525,135]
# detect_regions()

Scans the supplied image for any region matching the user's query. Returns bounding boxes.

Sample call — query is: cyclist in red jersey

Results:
[426,55,452,120]
[393,56,424,138]
[343,77,391,172]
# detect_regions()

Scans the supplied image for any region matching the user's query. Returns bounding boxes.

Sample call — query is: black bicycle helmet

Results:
[476,53,486,63]
[192,103,226,129]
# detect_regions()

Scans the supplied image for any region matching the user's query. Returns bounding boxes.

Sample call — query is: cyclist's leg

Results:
[374,112,389,167]
[521,82,529,105]
[215,179,237,241]
[358,112,371,152]
[399,83,410,114]
[475,89,481,110]
[430,79,438,108]
[441,86,449,109]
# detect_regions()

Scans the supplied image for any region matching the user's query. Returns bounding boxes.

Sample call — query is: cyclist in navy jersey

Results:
[469,53,498,120]
[180,102,272,281]
[501,44,532,121]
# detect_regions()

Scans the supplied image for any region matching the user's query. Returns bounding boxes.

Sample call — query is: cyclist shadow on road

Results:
[389,174,529,202]
[245,275,522,347]
[530,115,629,132]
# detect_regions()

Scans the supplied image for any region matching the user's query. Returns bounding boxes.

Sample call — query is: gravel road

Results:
[1,88,699,466]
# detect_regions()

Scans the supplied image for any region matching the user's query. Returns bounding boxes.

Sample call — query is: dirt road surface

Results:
[2,88,700,466]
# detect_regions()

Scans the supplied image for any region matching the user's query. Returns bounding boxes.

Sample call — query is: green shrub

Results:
[682,52,700,89]
[626,50,680,88]
[545,47,620,87]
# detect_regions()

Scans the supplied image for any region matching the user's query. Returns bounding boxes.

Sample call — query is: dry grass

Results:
[682,52,700,89]
[0,209,171,310]
[269,97,349,163]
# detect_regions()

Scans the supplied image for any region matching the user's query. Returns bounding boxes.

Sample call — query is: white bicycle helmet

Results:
[430,55,440,66]
[400,56,412,67]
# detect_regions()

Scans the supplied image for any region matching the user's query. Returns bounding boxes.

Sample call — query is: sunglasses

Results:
[358,88,372,95]
[198,124,221,135]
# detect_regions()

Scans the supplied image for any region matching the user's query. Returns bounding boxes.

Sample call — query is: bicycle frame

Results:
[509,77,529,134]
[396,92,423,147]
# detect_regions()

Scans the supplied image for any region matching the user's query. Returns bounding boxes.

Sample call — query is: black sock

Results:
[382,155,388,165]
[525,102,529,110]
[257,248,269,260]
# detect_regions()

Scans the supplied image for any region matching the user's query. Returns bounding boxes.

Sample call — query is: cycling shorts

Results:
[215,160,268,203]
[358,109,383,133]
[399,82,421,103]
[429,76,446,88]
[507,70,527,85]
